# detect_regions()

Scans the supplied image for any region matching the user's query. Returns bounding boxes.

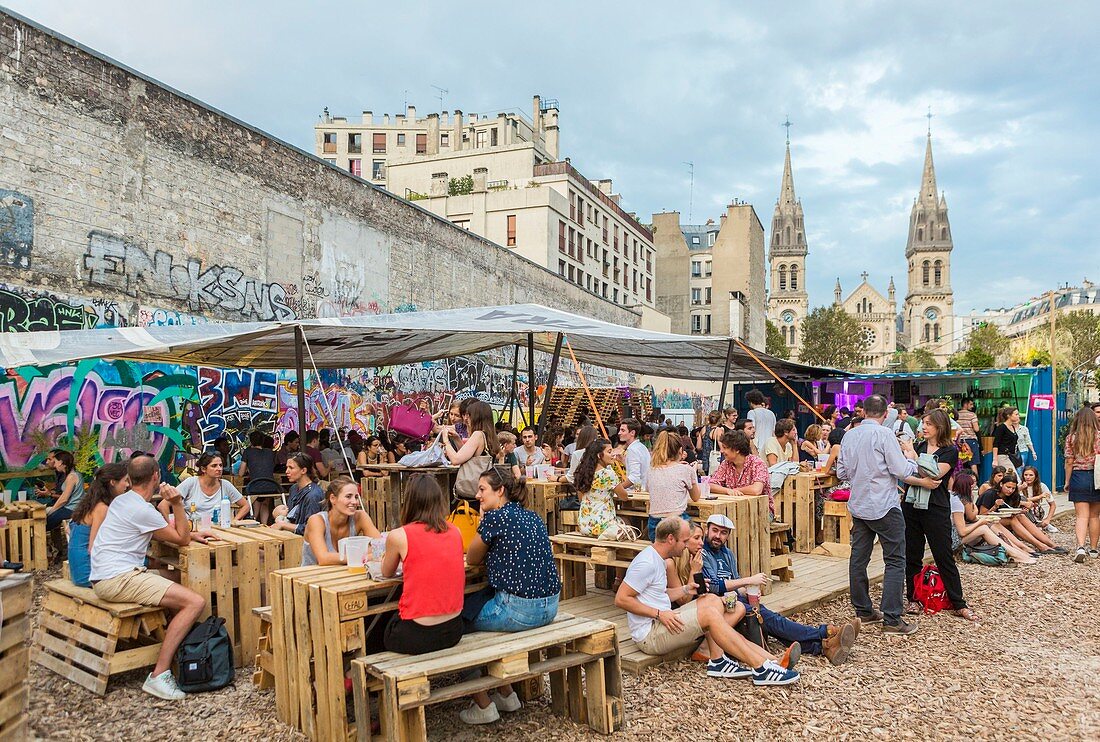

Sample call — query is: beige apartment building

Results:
[314,96,655,308]
[651,203,766,348]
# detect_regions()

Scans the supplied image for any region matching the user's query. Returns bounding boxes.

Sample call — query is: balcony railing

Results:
[322,142,337,153]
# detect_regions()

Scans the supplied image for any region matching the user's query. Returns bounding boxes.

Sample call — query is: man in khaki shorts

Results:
[90,455,206,700]
[614,516,800,686]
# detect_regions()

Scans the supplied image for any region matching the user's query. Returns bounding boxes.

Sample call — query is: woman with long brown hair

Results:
[381,475,465,654]
[68,463,129,587]
[301,477,380,566]
[1063,406,1100,562]
[573,438,629,537]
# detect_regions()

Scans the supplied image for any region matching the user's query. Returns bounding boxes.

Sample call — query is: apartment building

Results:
[651,203,767,348]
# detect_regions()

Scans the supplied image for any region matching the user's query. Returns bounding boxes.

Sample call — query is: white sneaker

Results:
[142,670,185,700]
[490,691,522,713]
[1044,524,1059,534]
[459,701,500,725]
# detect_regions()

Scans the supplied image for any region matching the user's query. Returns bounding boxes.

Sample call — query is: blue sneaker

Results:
[751,660,800,686]
[706,655,753,679]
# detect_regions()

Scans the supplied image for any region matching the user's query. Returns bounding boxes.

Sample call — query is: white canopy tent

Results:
[0,303,839,441]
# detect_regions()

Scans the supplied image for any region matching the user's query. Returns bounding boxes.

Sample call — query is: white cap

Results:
[705,513,734,530]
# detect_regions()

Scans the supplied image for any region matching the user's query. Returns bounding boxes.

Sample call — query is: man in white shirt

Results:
[518,427,545,467]
[90,455,206,700]
[745,390,776,454]
[614,517,799,686]
[618,419,651,490]
[763,419,797,466]
[891,407,916,442]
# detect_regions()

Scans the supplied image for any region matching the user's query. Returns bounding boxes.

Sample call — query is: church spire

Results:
[919,134,939,207]
[834,278,842,305]
[779,139,796,210]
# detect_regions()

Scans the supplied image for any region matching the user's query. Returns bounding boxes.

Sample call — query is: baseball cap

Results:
[705,514,734,530]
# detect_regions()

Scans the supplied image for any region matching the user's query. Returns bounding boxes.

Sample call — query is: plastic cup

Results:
[200,512,213,531]
[817,454,830,470]
[16,490,26,502]
[343,536,371,574]
[746,584,761,609]
[1,490,10,506]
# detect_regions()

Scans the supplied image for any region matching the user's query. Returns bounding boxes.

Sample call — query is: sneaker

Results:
[882,619,918,637]
[822,623,856,666]
[706,655,754,679]
[142,670,185,701]
[1090,549,1099,559]
[1044,524,1059,534]
[855,609,884,624]
[1074,547,1088,563]
[779,641,801,671]
[459,701,500,725]
[751,660,800,686]
[490,691,521,713]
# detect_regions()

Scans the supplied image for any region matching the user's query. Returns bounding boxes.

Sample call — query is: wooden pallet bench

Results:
[31,579,166,695]
[769,521,794,582]
[252,605,275,689]
[359,466,459,530]
[351,615,623,741]
[0,574,32,742]
[813,499,854,558]
[776,471,838,553]
[550,533,649,600]
[0,502,48,571]
[149,524,302,666]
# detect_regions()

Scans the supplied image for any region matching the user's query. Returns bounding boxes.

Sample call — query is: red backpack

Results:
[912,564,953,614]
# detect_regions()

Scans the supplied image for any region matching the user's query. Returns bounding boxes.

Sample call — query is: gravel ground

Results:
[27,511,1099,741]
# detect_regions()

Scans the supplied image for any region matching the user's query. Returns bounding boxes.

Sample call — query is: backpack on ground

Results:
[175,616,234,692]
[912,564,953,615]
[962,542,1009,566]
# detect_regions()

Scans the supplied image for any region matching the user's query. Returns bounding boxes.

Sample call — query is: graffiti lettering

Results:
[83,230,297,321]
[195,366,279,455]
[0,286,93,332]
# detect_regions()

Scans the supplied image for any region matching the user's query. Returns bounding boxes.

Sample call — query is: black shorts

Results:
[383,614,463,655]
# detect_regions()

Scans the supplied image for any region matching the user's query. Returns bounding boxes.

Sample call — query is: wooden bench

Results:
[769,521,794,582]
[252,606,275,689]
[0,574,32,742]
[0,502,48,571]
[350,615,624,741]
[776,472,838,553]
[31,580,167,695]
[813,499,854,557]
[550,533,650,600]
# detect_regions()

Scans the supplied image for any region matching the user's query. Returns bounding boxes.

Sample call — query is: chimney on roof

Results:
[473,167,488,193]
[362,111,372,124]
[453,110,463,152]
[426,114,440,155]
[430,172,448,197]
[407,105,416,121]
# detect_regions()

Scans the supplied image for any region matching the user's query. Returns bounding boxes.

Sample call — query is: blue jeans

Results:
[472,591,559,632]
[67,522,92,587]
[647,511,692,541]
[738,595,827,654]
[1018,450,1032,473]
[46,506,72,531]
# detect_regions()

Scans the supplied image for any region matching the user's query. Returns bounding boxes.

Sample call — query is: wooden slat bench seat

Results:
[350,615,624,741]
[769,521,794,582]
[550,533,650,600]
[31,579,166,695]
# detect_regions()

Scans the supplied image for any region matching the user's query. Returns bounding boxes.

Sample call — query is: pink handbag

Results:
[829,489,851,502]
[390,401,434,441]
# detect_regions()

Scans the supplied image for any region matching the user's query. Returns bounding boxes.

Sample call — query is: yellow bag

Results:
[447,501,480,552]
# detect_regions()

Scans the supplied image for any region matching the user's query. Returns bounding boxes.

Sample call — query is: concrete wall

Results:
[711,204,765,348]
[651,212,692,334]
[0,10,636,328]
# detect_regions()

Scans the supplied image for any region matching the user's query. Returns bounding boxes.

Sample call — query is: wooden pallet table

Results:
[31,579,166,695]
[813,500,854,558]
[149,525,302,666]
[0,502,48,571]
[252,606,275,689]
[269,564,487,742]
[550,533,649,600]
[360,475,393,529]
[776,471,838,553]
[351,615,623,741]
[359,465,459,529]
[0,573,31,741]
[525,479,570,536]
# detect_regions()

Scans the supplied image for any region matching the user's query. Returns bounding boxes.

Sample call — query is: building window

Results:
[348,159,361,177]
[491,128,499,146]
[692,235,700,245]
[779,264,787,291]
[708,232,716,246]
[475,130,487,148]
[922,260,930,287]
[691,288,701,305]
[348,133,362,153]
[558,259,565,276]
[704,260,712,278]
[397,133,406,146]
[416,133,427,154]
[646,277,652,303]
[372,160,385,179]
[704,287,711,304]
[923,323,931,342]
[372,133,386,154]
[941,227,948,240]
[506,214,517,246]
[568,264,575,281]
[692,315,702,334]
[917,228,924,241]
[559,221,566,253]
[691,261,702,278]
[934,260,942,287]
[790,265,798,290]
[934,323,941,342]
[323,132,337,153]
[613,225,619,251]
[569,192,576,221]
[602,216,608,243]
[568,227,575,257]
[613,288,619,303]
[441,132,450,147]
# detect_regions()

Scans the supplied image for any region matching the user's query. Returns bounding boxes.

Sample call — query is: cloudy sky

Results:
[8,1,1099,317]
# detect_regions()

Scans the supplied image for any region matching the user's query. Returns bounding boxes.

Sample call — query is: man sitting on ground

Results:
[763,419,797,466]
[699,514,858,664]
[89,455,206,700]
[615,517,799,686]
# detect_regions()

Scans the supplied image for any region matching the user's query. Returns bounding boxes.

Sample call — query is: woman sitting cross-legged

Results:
[977,472,1066,555]
[949,472,1036,565]
[460,466,563,725]
[301,477,380,566]
[381,475,466,654]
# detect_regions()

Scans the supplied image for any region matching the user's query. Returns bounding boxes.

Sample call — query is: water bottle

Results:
[219,491,232,527]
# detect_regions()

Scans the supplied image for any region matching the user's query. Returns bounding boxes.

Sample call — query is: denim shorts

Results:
[472,590,559,632]
[647,511,692,541]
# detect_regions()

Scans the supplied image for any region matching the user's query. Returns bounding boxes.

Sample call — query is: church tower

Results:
[767,124,809,359]
[902,133,955,363]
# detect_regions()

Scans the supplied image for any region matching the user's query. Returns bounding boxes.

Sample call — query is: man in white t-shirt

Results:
[618,418,651,490]
[763,419,797,466]
[90,455,206,701]
[614,517,799,686]
[745,390,776,455]
[518,427,545,467]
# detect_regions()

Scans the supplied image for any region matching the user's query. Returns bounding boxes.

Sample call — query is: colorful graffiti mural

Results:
[192,367,279,456]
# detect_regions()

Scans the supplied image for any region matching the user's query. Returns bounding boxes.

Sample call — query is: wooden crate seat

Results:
[31,580,166,695]
[252,605,274,689]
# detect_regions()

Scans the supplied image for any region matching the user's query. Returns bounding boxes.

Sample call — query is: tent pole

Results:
[294,325,307,446]
[527,333,536,430]
[538,333,564,445]
[505,344,520,425]
[717,338,734,412]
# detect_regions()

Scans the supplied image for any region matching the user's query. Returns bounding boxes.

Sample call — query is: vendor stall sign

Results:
[1029,394,1055,411]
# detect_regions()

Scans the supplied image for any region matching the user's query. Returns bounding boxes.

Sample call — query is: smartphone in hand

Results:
[692,572,707,597]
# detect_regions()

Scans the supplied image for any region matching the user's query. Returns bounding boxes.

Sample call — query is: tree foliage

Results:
[765,320,790,360]
[893,348,940,372]
[1047,310,1100,370]
[798,306,869,370]
[947,322,1008,369]
[946,347,995,370]
[447,174,474,196]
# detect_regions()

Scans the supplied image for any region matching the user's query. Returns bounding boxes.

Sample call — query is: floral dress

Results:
[578,466,620,537]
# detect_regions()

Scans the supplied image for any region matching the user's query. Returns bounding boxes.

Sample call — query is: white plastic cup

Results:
[746,584,761,608]
[16,490,27,502]
[699,479,711,498]
[1,490,11,506]
[200,512,213,531]
[525,466,537,479]
[343,536,372,574]
[817,454,830,470]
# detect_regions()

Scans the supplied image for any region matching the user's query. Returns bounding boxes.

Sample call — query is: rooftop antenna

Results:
[431,85,448,113]
[403,89,409,109]
[684,161,694,223]
[926,105,933,136]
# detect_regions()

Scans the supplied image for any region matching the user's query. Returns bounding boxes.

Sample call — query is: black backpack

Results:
[175,616,235,692]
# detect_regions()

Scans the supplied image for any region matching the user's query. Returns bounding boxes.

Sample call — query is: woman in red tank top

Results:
[381,475,465,654]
